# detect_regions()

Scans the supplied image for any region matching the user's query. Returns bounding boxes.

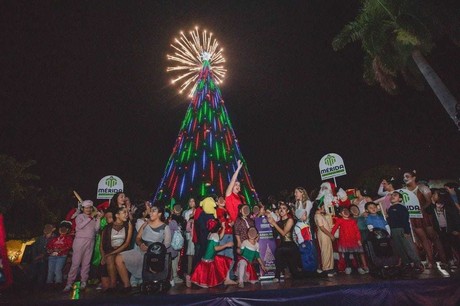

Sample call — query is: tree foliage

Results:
[332,0,459,93]
[0,155,69,239]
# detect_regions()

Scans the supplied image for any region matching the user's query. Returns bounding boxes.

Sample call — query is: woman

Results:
[108,192,126,214]
[268,202,302,281]
[234,204,255,250]
[403,170,446,268]
[294,187,313,217]
[91,192,126,281]
[115,202,171,290]
[225,160,245,223]
[352,188,372,216]
[100,206,133,291]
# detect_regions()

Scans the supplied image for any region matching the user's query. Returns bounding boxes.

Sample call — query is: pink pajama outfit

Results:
[66,213,100,285]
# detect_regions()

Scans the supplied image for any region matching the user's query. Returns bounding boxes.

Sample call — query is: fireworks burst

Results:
[167,27,226,96]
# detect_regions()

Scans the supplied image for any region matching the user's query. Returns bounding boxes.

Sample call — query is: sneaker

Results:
[185,275,192,288]
[80,282,87,290]
[316,269,323,274]
[363,267,370,273]
[173,277,184,284]
[170,279,175,287]
[63,284,72,292]
[238,282,244,288]
[272,277,279,283]
[96,284,103,291]
[327,272,336,277]
[345,267,352,275]
[357,268,366,275]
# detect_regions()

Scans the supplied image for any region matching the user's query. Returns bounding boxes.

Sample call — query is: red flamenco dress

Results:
[191,233,232,288]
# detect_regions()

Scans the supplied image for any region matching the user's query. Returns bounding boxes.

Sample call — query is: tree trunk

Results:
[411,49,459,130]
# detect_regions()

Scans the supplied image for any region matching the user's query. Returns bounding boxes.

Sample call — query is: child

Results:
[188,219,236,288]
[64,200,103,292]
[386,192,423,271]
[236,227,267,288]
[365,202,391,234]
[30,224,57,289]
[294,208,317,272]
[46,221,73,286]
[311,202,335,277]
[331,207,367,275]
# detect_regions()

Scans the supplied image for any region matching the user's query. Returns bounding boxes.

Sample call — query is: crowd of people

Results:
[26,166,460,293]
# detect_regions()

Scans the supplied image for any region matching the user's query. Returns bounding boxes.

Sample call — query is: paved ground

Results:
[0,264,457,305]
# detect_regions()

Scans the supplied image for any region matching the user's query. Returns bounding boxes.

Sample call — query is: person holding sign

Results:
[403,171,446,269]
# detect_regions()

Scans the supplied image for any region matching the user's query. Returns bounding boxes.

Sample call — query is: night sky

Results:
[1,1,459,203]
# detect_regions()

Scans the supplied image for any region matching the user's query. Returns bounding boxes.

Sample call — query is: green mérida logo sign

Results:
[319,153,346,180]
[324,154,336,166]
[97,175,124,199]
[105,176,117,188]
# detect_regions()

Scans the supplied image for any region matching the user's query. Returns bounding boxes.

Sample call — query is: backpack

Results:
[171,229,184,251]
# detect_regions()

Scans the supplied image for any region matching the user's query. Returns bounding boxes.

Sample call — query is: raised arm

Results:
[225,160,243,197]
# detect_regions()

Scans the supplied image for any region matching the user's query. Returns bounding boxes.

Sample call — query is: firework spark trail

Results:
[167,27,226,96]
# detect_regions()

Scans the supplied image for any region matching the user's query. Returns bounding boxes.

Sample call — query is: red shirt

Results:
[225,192,245,223]
[46,234,74,257]
[216,207,233,234]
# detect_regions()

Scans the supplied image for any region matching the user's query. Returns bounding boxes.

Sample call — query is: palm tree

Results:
[332,0,459,130]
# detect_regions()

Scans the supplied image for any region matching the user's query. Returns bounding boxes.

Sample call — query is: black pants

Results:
[275,241,301,278]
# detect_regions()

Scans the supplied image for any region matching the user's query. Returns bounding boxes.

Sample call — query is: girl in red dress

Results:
[331,207,367,275]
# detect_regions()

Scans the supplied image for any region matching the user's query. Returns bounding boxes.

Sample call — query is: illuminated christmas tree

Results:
[154,28,259,206]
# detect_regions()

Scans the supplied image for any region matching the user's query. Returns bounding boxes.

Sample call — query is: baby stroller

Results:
[365,228,400,278]
[140,242,171,294]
